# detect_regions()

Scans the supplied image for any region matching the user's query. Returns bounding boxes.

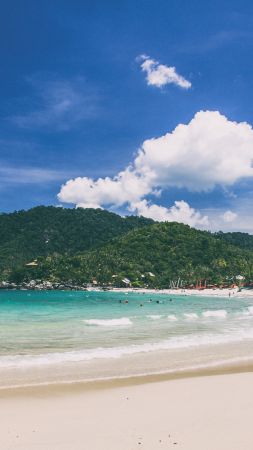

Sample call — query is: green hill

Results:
[9,220,253,288]
[214,231,253,251]
[0,206,153,272]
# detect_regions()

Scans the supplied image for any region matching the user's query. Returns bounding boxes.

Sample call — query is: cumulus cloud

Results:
[58,110,253,228]
[59,168,151,209]
[221,210,238,223]
[138,54,191,89]
[129,200,209,228]
[135,110,253,191]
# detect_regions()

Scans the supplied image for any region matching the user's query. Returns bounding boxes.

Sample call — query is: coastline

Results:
[2,284,253,298]
[1,370,253,449]
[1,288,253,390]
[107,286,248,297]
[2,290,253,449]
[1,354,253,395]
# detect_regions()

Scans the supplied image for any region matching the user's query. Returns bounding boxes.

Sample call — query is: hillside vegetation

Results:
[0,206,153,276]
[214,231,253,251]
[5,214,253,288]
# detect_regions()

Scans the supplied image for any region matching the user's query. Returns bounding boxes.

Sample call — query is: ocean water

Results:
[1,290,253,387]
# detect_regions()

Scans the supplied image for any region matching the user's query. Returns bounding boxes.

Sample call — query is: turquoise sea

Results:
[1,290,253,387]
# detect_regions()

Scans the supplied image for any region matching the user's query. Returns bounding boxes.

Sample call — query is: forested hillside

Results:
[0,206,153,271]
[214,231,253,251]
[7,220,253,288]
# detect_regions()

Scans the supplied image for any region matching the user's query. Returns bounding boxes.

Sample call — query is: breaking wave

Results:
[247,306,253,315]
[83,318,132,327]
[147,315,162,320]
[202,310,227,318]
[184,313,198,320]
[3,326,253,369]
[167,315,178,321]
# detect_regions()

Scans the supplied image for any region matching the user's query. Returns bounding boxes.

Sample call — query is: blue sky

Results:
[1,0,253,231]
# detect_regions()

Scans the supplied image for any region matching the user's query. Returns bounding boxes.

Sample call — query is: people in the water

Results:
[119,297,174,305]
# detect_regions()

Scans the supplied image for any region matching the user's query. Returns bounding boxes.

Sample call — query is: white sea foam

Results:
[2,327,253,369]
[4,354,253,391]
[147,315,162,320]
[83,318,132,327]
[167,315,178,321]
[237,307,253,318]
[202,310,227,318]
[184,313,198,320]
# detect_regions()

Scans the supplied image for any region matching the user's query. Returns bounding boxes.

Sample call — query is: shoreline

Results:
[1,354,253,396]
[1,288,253,390]
[1,285,253,298]
[89,286,253,299]
[107,286,245,297]
[2,291,253,449]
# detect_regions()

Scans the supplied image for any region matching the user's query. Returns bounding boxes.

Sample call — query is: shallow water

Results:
[1,290,253,387]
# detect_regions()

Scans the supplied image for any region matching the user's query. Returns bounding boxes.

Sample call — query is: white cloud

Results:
[135,110,253,191]
[58,110,253,228]
[221,210,238,223]
[138,55,191,89]
[59,169,151,209]
[129,200,209,228]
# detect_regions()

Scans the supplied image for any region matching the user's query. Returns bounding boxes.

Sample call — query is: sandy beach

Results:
[1,371,253,450]
[108,286,253,298]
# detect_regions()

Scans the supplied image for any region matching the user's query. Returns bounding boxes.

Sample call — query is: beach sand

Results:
[1,371,253,450]
[109,286,253,298]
